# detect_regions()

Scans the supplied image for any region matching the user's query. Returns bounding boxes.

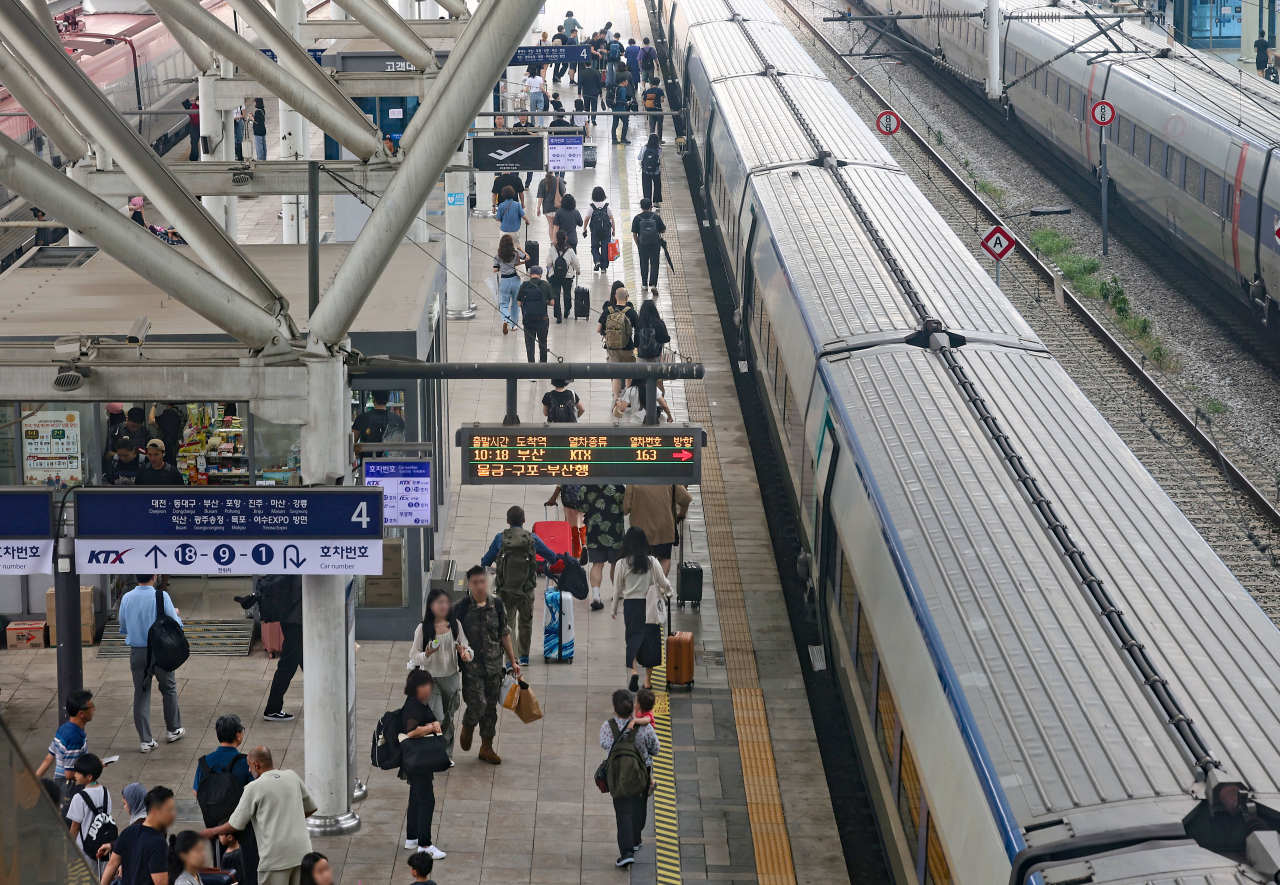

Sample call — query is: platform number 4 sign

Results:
[351,500,370,528]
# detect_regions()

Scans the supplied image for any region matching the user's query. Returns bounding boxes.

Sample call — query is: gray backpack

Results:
[496,527,537,594]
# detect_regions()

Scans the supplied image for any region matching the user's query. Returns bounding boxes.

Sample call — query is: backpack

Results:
[636,325,661,359]
[641,146,660,175]
[603,305,632,351]
[558,553,589,600]
[636,212,660,247]
[78,788,118,860]
[496,527,537,594]
[605,84,618,106]
[195,754,246,827]
[643,90,659,111]
[589,203,612,238]
[371,708,404,770]
[518,280,548,321]
[551,250,569,281]
[147,587,190,672]
[614,85,629,108]
[547,390,578,423]
[641,45,657,70]
[605,720,650,798]
[254,574,294,623]
[608,40,623,61]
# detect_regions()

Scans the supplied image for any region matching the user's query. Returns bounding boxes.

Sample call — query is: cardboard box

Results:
[45,587,97,647]
[363,577,404,607]
[7,620,48,649]
[49,624,95,647]
[382,539,404,579]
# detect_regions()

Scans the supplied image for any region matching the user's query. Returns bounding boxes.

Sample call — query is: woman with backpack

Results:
[609,527,672,693]
[400,669,446,860]
[492,235,528,335]
[495,185,525,235]
[535,170,565,244]
[584,186,616,272]
[547,230,580,323]
[410,588,473,761]
[633,299,671,366]
[613,377,674,424]
[639,132,663,204]
[599,689,660,869]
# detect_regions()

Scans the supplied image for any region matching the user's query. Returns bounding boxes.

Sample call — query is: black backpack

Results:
[254,574,294,623]
[147,587,190,672]
[636,213,660,247]
[590,203,611,238]
[551,250,569,281]
[78,788,118,860]
[196,753,246,827]
[636,325,661,359]
[641,146,660,175]
[519,281,548,321]
[547,390,578,423]
[372,709,404,770]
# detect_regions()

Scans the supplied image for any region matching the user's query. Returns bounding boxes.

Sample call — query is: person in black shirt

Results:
[151,403,184,466]
[136,440,186,486]
[400,670,445,858]
[252,98,267,161]
[630,198,667,291]
[105,437,143,486]
[580,61,602,124]
[352,391,406,445]
[1257,29,1274,75]
[101,785,176,885]
[517,266,553,363]
[31,208,66,247]
[491,170,525,213]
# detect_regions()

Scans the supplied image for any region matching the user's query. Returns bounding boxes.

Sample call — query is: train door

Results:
[740,212,759,362]
[812,418,841,665]
[1254,148,1280,322]
[1225,141,1249,286]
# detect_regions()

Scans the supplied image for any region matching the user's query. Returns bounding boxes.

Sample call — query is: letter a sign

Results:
[981,225,1015,261]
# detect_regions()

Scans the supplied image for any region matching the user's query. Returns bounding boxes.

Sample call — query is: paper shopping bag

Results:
[501,672,520,712]
[513,681,543,724]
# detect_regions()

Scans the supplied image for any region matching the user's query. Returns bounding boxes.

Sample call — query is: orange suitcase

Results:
[666,607,695,690]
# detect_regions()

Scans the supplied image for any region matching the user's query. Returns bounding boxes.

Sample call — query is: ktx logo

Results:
[87,548,132,564]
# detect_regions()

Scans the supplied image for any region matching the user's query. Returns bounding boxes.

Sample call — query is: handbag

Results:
[608,238,620,262]
[513,682,543,724]
[594,756,611,793]
[399,734,451,775]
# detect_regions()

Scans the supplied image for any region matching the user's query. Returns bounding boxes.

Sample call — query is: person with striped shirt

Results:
[35,689,94,783]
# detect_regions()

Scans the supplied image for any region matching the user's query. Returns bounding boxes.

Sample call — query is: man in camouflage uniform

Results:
[582,485,625,610]
[453,565,521,764]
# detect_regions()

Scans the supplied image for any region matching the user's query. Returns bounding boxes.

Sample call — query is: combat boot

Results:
[478,739,502,764]
[459,723,474,752]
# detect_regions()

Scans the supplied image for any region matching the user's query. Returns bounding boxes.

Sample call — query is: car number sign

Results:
[0,489,54,574]
[981,225,1015,261]
[875,110,901,136]
[1090,100,1116,127]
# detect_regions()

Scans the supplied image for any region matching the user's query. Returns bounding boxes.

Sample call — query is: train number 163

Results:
[635,449,657,461]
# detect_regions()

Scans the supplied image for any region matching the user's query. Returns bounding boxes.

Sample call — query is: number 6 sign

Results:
[1091,100,1116,127]
[876,110,901,136]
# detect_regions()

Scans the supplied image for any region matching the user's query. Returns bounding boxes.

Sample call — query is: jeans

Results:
[591,233,610,270]
[551,277,573,318]
[642,173,663,204]
[129,646,181,744]
[612,792,647,859]
[529,91,546,125]
[649,113,664,139]
[498,274,521,326]
[233,118,245,161]
[426,671,462,757]
[264,622,303,715]
[554,62,568,80]
[523,317,549,362]
[584,94,599,124]
[639,246,660,287]
[612,112,629,142]
[254,134,267,161]
[406,772,436,846]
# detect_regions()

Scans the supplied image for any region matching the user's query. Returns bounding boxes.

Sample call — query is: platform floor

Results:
[0,2,850,883]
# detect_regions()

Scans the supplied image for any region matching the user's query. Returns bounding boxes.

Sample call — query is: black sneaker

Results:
[263,711,295,722]
[591,600,604,611]
[633,843,643,852]
[629,674,640,693]
[615,857,634,868]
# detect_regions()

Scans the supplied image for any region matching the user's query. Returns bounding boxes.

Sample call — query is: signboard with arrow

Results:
[73,488,384,575]
[458,425,704,486]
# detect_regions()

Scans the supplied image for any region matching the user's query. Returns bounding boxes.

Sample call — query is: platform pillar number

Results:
[981,224,1015,286]
[876,110,901,138]
[1092,100,1116,256]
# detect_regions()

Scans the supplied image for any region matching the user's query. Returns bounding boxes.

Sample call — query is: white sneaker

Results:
[404,839,418,850]
[166,728,185,743]
[140,740,157,753]
[420,845,446,860]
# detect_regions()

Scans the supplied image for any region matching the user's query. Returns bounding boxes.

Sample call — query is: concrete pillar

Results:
[300,354,359,835]
[279,0,304,244]
[202,59,238,237]
[419,0,440,17]
[445,144,474,318]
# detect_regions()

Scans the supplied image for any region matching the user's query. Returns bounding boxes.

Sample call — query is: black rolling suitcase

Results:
[675,523,702,610]
[525,239,540,266]
[573,285,592,319]
[583,144,598,168]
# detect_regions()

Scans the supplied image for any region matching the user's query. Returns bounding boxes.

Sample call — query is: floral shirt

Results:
[582,485,625,552]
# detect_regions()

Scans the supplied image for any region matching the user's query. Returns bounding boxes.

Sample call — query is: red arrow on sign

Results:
[981,224,1016,261]
[672,450,693,461]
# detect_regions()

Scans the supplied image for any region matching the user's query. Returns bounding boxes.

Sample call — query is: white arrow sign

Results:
[75,538,383,575]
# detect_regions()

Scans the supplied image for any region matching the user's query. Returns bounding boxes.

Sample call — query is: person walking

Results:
[611,73,633,144]
[453,565,522,764]
[535,171,565,243]
[610,527,672,692]
[193,714,258,884]
[551,192,582,252]
[582,484,625,611]
[625,38,642,90]
[492,235,528,336]
[623,483,691,575]
[642,79,666,143]
[524,66,547,125]
[495,186,526,235]
[259,575,303,722]
[233,104,246,161]
[634,299,671,365]
[410,588,473,760]
[101,786,177,885]
[118,574,184,752]
[580,62,602,125]
[252,99,267,162]
[480,506,562,662]
[631,197,666,292]
[599,690,659,868]
[34,689,93,787]
[599,286,639,370]
[543,378,587,544]
[547,231,580,323]
[1257,30,1274,76]
[66,754,113,875]
[640,37,658,83]
[201,747,317,885]
[182,99,200,161]
[614,377,675,425]
[567,27,581,85]
[563,10,583,36]
[517,266,552,363]
[585,187,615,272]
[399,669,446,859]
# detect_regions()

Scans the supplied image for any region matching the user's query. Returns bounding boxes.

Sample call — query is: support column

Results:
[66,162,91,247]
[445,144,474,318]
[986,0,1001,101]
[199,68,228,235]
[300,354,359,836]
[54,536,83,724]
[419,0,440,18]
[279,0,303,244]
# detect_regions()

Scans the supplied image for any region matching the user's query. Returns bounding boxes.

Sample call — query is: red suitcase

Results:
[532,520,572,575]
[261,621,283,657]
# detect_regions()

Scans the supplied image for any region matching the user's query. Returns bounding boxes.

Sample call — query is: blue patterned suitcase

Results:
[543,584,575,663]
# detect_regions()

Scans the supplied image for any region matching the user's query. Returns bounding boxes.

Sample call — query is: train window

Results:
[924,818,953,885]
[980,31,985,53]
[1033,68,1041,93]
[1117,117,1132,152]
[1166,148,1184,186]
[856,610,876,705]
[898,741,923,865]
[875,670,897,772]
[1133,125,1149,161]
[1223,183,1234,219]
[1047,75,1056,100]
[1185,158,1204,200]
[1205,171,1223,214]
[1065,86,1077,118]
[1148,136,1166,172]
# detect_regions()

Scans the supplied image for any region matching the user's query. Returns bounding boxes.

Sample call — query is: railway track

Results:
[771,0,1280,615]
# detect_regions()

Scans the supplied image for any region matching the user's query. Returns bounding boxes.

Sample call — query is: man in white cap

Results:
[136,439,186,486]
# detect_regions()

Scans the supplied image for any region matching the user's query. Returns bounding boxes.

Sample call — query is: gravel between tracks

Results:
[775,0,1280,491]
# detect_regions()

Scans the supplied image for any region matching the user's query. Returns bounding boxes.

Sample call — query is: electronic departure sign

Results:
[457,425,703,486]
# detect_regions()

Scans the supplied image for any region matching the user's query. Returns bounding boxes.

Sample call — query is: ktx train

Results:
[661,0,1280,882]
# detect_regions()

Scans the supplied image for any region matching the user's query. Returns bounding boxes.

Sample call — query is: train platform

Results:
[0,2,850,885]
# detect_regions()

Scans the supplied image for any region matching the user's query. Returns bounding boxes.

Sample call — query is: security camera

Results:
[127,316,150,346]
[53,334,98,360]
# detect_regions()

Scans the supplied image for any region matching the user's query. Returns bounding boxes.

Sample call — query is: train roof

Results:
[691,20,825,80]
[671,0,780,30]
[824,342,1280,830]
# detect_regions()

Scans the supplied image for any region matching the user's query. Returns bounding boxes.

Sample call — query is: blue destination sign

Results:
[0,489,54,538]
[511,45,591,65]
[76,488,384,539]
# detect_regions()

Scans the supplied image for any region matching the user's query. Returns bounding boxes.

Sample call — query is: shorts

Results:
[588,546,621,564]
[651,542,673,561]
[606,348,637,363]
